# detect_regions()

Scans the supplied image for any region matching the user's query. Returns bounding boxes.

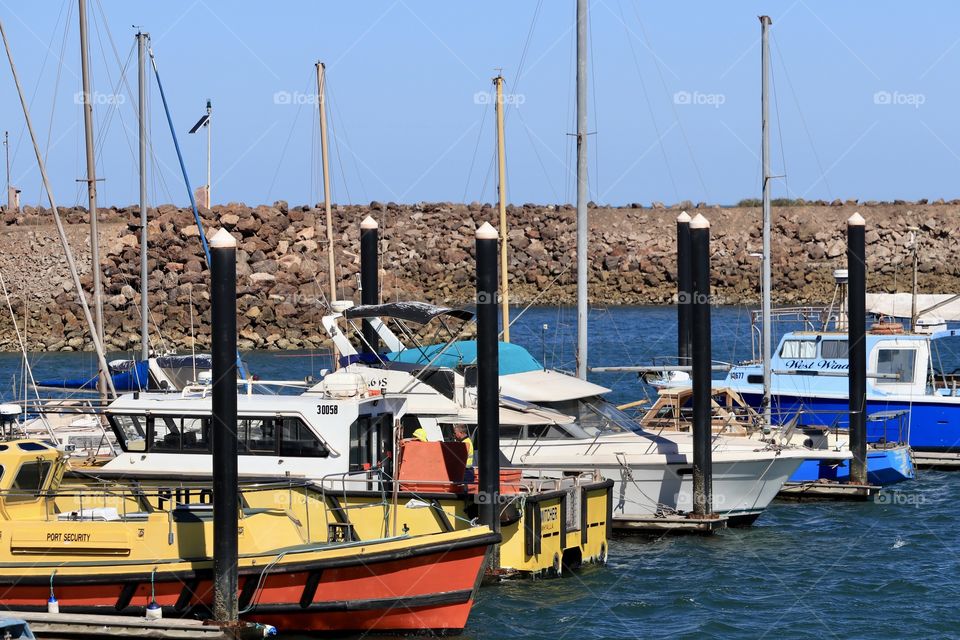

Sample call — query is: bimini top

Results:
[386,341,543,376]
[345,301,474,324]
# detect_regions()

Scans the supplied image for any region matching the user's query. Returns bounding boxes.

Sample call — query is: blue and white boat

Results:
[718,292,955,469]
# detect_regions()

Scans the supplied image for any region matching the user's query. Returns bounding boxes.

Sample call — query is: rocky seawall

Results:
[0,200,956,352]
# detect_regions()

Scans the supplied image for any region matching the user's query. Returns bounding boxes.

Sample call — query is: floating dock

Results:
[0,611,274,639]
[912,451,960,469]
[613,513,728,534]
[778,481,880,501]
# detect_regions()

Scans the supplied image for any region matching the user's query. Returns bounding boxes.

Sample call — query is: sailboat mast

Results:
[0,16,115,396]
[575,0,589,379]
[316,62,337,307]
[760,15,773,426]
[137,31,149,361]
[78,0,106,394]
[494,73,510,342]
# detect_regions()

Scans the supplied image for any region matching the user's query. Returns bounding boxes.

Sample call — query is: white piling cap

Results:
[361,215,378,229]
[209,228,236,249]
[677,211,691,223]
[476,221,498,240]
[689,213,710,229]
[848,212,865,226]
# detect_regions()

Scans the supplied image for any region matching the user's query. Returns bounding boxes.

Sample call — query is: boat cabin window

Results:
[280,417,329,457]
[820,340,848,359]
[151,416,211,453]
[780,340,817,359]
[109,413,328,457]
[876,348,917,384]
[525,424,574,439]
[241,418,277,453]
[8,461,51,503]
[542,397,637,437]
[109,414,147,451]
[500,425,523,439]
[350,415,394,472]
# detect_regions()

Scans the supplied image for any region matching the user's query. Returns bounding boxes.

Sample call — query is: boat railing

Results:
[766,406,910,446]
[750,306,839,360]
[30,475,318,522]
[314,467,607,508]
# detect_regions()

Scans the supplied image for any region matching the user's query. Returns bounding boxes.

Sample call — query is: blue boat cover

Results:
[36,360,151,392]
[385,340,543,375]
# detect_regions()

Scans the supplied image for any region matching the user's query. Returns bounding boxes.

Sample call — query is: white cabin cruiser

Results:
[320,302,846,526]
[89,382,404,481]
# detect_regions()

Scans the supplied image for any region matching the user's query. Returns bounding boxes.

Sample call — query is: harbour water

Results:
[4,305,959,639]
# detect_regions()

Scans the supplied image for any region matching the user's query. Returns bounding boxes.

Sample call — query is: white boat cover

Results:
[866,293,960,322]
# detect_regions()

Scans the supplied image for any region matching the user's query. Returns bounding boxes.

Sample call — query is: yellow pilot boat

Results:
[65,386,613,578]
[0,439,499,634]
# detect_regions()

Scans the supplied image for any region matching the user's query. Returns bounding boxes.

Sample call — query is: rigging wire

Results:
[588,0,600,202]
[564,0,576,204]
[615,0,678,202]
[326,85,352,205]
[39,2,74,207]
[513,107,560,202]
[769,44,789,200]
[771,32,833,201]
[15,1,70,203]
[477,147,497,204]
[629,0,710,203]
[460,99,490,203]
[329,87,368,204]
[265,71,311,201]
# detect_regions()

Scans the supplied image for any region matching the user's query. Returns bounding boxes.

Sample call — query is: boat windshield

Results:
[544,397,639,436]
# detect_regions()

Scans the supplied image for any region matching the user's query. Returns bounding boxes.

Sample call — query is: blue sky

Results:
[0,1,957,208]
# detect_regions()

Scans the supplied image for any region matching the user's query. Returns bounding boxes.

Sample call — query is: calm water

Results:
[3,306,959,639]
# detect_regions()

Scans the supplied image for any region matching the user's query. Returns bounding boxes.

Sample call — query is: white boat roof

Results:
[433,404,574,426]
[498,369,610,402]
[105,391,402,416]
[866,292,960,322]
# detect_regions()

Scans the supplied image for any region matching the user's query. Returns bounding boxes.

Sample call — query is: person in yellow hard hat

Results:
[412,425,428,442]
[454,424,474,484]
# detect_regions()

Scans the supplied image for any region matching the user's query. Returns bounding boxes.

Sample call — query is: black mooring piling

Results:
[690,213,714,518]
[847,212,868,486]
[475,221,501,535]
[209,228,238,624]
[677,211,692,365]
[360,215,379,354]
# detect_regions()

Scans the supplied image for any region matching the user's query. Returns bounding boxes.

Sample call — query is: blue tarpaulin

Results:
[385,340,543,375]
[36,360,150,392]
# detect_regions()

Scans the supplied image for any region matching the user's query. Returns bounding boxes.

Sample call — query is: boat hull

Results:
[741,391,957,452]
[788,444,914,485]
[0,531,497,634]
[506,454,803,525]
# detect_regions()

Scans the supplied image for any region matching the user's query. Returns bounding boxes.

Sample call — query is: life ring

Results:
[870,320,904,334]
